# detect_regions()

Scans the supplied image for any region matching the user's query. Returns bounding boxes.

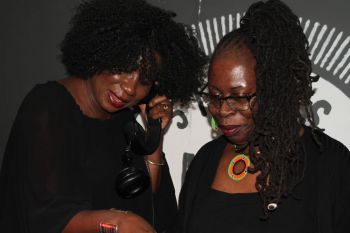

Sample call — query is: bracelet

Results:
[99,222,118,233]
[146,159,165,166]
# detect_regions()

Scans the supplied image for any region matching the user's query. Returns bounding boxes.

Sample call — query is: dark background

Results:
[1,0,349,167]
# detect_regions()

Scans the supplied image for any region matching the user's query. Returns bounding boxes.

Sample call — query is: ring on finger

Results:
[162,104,169,110]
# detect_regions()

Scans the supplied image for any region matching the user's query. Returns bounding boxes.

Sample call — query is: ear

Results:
[249,96,258,113]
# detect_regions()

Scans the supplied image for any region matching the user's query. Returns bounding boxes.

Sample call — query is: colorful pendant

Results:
[228,154,251,181]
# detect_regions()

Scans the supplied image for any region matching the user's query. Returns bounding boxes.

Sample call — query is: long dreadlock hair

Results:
[60,0,207,104]
[212,0,321,217]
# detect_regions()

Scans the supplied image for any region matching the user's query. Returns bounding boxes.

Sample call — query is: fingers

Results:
[148,96,173,130]
[148,95,171,108]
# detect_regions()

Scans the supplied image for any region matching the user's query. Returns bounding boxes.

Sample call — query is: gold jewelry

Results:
[146,159,165,166]
[162,104,169,110]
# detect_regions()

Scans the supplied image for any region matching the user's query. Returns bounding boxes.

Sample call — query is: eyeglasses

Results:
[199,92,256,111]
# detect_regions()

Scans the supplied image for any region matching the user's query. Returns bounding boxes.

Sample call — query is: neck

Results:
[233,142,249,153]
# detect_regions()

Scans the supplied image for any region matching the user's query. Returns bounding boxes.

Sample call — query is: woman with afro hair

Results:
[176,0,350,233]
[0,0,206,233]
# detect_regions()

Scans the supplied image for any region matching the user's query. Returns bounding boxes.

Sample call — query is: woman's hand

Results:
[116,211,156,233]
[62,210,156,233]
[139,95,173,192]
[139,95,173,131]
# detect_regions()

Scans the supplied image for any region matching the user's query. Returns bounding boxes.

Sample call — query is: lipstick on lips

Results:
[219,125,241,137]
[108,91,126,109]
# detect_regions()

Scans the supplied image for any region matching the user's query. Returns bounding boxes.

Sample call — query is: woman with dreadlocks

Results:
[0,0,206,233]
[176,0,350,233]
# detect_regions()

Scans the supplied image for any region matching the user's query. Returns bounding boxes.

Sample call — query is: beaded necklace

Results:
[227,144,251,181]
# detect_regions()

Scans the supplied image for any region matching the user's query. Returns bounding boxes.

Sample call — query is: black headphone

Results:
[115,106,162,199]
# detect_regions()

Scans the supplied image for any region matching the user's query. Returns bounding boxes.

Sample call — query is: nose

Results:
[218,99,237,117]
[121,71,139,96]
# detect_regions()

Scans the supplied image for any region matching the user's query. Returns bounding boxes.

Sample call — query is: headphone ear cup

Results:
[115,166,150,199]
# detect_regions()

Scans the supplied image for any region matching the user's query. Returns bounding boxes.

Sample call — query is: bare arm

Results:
[141,95,173,192]
[145,136,165,192]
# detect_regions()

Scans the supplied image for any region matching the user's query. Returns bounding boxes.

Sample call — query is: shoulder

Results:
[317,130,350,166]
[19,81,74,116]
[22,81,68,108]
[179,137,225,206]
[303,127,350,170]
[15,81,78,130]
[316,130,349,153]
[196,136,226,155]
[304,127,349,157]
[188,136,226,171]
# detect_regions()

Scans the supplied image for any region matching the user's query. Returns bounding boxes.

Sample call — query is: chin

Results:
[225,136,248,145]
[224,129,252,145]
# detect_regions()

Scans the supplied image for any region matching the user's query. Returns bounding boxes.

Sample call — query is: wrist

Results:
[146,152,165,166]
[99,209,129,233]
[146,158,165,166]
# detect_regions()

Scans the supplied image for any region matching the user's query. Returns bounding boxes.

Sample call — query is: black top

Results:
[0,81,178,233]
[189,189,265,233]
[176,127,350,233]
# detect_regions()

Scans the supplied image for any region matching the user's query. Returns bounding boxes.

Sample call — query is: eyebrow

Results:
[208,85,245,93]
[229,85,245,90]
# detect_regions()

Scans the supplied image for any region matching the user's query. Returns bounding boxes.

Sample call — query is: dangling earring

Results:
[210,117,218,131]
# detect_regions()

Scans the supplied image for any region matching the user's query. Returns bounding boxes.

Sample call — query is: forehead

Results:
[208,47,256,92]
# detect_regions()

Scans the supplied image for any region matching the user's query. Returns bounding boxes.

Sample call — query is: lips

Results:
[218,125,241,137]
[108,91,126,109]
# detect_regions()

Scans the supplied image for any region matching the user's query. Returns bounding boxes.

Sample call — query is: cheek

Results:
[240,110,254,119]
[242,112,255,136]
[240,111,255,131]
[251,99,258,114]
[246,117,255,130]
[135,86,152,102]
[208,105,218,118]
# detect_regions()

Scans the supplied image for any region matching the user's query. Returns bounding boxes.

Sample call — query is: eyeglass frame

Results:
[199,91,257,111]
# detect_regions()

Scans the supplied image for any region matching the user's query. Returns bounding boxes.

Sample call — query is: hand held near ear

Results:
[124,104,162,156]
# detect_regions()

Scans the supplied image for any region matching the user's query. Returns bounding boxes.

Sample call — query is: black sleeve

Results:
[153,156,179,233]
[0,86,91,233]
[158,149,201,233]
[172,141,214,233]
[315,132,350,233]
[175,158,195,233]
[332,142,350,233]
[174,137,225,233]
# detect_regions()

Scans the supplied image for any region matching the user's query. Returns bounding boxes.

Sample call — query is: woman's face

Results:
[89,70,152,113]
[208,46,257,145]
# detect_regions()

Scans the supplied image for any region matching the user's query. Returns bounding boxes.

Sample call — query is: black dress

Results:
[0,81,178,233]
[177,127,350,233]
